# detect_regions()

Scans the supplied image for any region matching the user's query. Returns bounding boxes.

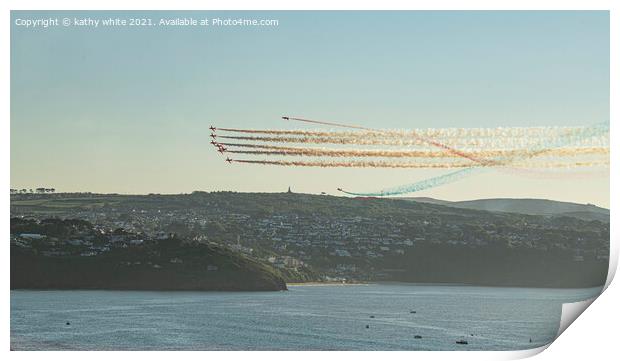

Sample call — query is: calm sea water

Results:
[10,284,601,351]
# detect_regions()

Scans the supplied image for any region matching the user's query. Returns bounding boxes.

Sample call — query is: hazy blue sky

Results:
[11,11,610,206]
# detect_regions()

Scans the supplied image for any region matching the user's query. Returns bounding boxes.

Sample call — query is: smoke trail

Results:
[338,123,609,196]
[215,119,608,195]
[339,168,481,196]
[338,161,609,196]
[226,146,609,159]
[283,116,369,130]
[280,116,523,166]
[218,142,278,149]
[218,126,597,139]
[232,158,607,169]
[218,135,361,145]
[218,127,337,137]
[218,134,434,146]
[233,159,475,168]
[282,116,603,139]
[218,134,608,149]
[220,137,607,151]
[282,117,612,168]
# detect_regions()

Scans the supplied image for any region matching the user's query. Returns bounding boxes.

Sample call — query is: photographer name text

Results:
[14,16,280,29]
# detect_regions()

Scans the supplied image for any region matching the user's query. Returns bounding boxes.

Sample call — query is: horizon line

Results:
[9,189,609,210]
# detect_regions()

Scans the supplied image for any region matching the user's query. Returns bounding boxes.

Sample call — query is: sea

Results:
[10,283,602,351]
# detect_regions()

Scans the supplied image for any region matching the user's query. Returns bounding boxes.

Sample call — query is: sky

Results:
[10,11,610,207]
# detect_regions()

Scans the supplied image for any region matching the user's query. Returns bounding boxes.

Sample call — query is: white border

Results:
[3,1,617,360]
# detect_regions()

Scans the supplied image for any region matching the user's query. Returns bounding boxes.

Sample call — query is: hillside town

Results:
[10,191,610,283]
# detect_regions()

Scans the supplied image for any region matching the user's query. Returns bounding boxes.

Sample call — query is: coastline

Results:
[286,281,371,287]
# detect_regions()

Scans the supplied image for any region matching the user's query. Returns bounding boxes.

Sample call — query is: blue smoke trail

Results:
[340,168,482,196]
[340,123,609,197]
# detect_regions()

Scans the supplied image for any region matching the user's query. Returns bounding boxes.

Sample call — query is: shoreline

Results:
[285,281,605,290]
[286,281,371,287]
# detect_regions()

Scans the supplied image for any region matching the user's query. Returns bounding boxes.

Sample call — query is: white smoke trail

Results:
[217,134,608,150]
[232,158,608,169]
[219,125,602,140]
[225,146,609,159]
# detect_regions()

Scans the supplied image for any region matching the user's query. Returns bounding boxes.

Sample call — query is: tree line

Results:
[10,188,56,194]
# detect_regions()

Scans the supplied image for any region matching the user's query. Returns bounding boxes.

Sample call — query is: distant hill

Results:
[399,197,453,206]
[402,197,609,222]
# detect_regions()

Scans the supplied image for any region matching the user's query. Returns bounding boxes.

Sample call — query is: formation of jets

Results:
[210,125,233,164]
[211,123,343,193]
[209,126,233,163]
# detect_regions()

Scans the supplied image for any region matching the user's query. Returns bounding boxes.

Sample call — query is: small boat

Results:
[410,310,417,314]
[414,335,422,339]
[365,325,370,329]
[456,339,468,345]
[369,315,375,318]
